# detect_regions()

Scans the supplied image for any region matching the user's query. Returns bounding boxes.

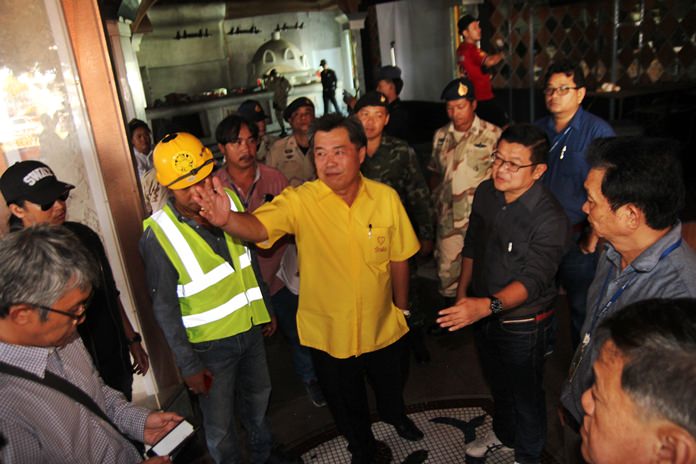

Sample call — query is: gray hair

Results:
[598,298,696,437]
[0,225,98,319]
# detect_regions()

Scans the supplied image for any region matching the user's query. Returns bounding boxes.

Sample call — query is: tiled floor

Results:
[263,272,575,463]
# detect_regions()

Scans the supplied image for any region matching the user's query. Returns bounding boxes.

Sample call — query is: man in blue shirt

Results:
[559,137,696,463]
[535,59,615,348]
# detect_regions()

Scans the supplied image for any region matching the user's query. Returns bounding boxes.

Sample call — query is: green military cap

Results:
[440,78,475,101]
[283,97,315,122]
[238,99,266,122]
[354,91,389,113]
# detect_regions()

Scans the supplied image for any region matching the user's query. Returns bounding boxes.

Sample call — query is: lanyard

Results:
[229,180,258,210]
[568,238,682,382]
[549,126,572,160]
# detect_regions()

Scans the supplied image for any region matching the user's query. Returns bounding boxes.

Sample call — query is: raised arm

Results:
[192,177,268,242]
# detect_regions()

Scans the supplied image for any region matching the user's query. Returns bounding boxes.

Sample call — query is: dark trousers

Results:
[323,91,341,115]
[474,314,554,464]
[310,336,408,463]
[558,240,598,349]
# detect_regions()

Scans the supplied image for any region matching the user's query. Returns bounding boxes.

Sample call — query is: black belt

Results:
[501,308,554,324]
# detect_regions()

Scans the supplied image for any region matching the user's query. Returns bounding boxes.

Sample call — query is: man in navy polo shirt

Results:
[535,59,615,348]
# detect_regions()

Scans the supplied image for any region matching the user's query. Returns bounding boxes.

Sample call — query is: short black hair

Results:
[127,118,150,138]
[215,113,259,145]
[598,298,696,437]
[308,114,367,151]
[587,137,684,230]
[543,58,586,89]
[498,123,549,165]
[379,77,404,95]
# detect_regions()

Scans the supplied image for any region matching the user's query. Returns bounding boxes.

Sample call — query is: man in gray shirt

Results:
[0,225,180,463]
[560,137,696,461]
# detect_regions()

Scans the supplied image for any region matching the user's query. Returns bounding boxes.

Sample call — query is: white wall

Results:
[376,0,455,101]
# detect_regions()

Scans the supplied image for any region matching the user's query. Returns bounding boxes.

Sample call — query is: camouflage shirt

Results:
[256,133,278,163]
[267,134,316,187]
[361,135,435,241]
[428,116,501,237]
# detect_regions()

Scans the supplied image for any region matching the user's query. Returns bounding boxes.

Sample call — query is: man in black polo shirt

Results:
[437,124,569,464]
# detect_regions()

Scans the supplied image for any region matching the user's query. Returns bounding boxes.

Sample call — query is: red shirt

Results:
[214,163,289,296]
[456,42,494,101]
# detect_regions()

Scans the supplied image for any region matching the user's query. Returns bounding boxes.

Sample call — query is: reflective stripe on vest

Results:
[150,193,251,299]
[181,287,263,328]
[143,193,269,343]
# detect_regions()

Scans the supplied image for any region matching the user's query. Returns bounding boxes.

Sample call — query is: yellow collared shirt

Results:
[254,176,420,358]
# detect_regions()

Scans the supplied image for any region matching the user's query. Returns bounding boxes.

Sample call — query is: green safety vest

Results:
[143,189,269,343]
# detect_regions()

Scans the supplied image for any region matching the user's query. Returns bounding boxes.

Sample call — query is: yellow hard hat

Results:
[153,132,214,189]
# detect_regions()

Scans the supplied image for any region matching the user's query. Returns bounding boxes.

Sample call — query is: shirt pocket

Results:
[362,225,391,266]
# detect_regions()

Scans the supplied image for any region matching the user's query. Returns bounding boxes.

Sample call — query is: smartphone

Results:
[146,419,195,457]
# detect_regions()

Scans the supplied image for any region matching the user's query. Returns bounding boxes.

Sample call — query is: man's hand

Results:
[130,342,150,375]
[579,227,600,254]
[184,368,214,395]
[262,314,278,337]
[436,297,491,331]
[191,177,231,227]
[143,411,183,445]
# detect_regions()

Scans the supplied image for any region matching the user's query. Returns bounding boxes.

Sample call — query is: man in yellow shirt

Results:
[192,114,423,463]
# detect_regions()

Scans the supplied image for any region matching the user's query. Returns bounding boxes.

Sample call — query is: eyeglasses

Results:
[491,152,539,173]
[18,296,91,322]
[40,192,70,211]
[543,86,578,96]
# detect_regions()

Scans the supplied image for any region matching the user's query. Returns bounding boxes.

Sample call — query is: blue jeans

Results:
[558,242,598,348]
[271,287,317,385]
[192,326,273,464]
[474,314,554,464]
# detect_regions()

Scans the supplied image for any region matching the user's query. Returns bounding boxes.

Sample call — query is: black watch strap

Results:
[127,332,142,344]
[489,296,503,315]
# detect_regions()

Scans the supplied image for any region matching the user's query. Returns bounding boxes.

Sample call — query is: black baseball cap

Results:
[0,160,74,206]
[354,91,390,113]
[458,15,478,35]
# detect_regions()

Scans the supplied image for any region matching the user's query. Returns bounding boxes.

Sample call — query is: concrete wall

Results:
[137,6,347,103]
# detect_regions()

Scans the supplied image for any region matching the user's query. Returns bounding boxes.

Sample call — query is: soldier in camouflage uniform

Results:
[428,78,502,298]
[356,91,435,362]
[267,97,317,186]
[237,99,278,164]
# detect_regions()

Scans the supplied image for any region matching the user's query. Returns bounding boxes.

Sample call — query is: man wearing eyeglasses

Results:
[535,59,615,349]
[437,124,569,464]
[0,225,181,463]
[428,77,501,304]
[0,160,149,401]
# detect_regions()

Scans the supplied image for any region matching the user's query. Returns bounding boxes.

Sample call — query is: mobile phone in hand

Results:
[146,419,195,457]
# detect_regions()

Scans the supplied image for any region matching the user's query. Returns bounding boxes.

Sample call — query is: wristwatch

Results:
[489,296,503,316]
[127,333,142,345]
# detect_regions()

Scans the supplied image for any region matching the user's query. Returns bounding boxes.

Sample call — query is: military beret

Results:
[283,97,315,122]
[354,91,389,113]
[238,99,266,122]
[440,78,475,101]
[377,65,402,81]
[457,15,478,35]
